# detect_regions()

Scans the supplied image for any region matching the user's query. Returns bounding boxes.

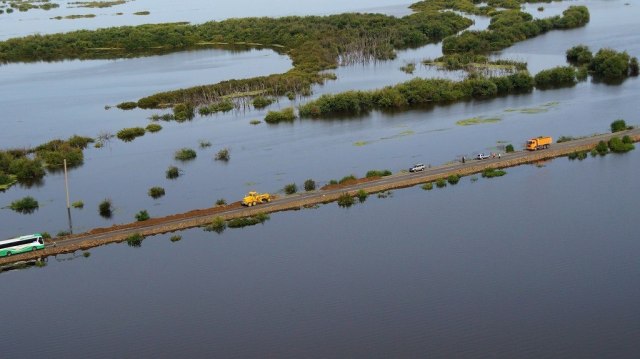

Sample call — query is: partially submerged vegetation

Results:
[117,127,145,142]
[175,148,197,161]
[148,186,165,199]
[264,107,295,124]
[9,196,39,214]
[566,45,639,81]
[227,213,270,228]
[482,168,507,178]
[99,199,113,218]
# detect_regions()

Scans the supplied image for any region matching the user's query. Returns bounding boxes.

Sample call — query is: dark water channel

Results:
[1,151,639,358]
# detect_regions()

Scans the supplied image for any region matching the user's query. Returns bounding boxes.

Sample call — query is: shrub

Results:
[589,48,631,80]
[630,57,639,77]
[83,252,91,258]
[249,120,261,125]
[608,137,635,153]
[338,175,357,184]
[622,135,633,144]
[41,232,51,239]
[304,179,316,191]
[10,196,39,214]
[252,96,275,108]
[99,199,112,218]
[482,168,507,178]
[328,180,338,185]
[568,151,587,160]
[534,66,576,89]
[204,216,226,233]
[227,213,270,228]
[170,235,182,242]
[421,182,433,191]
[67,135,94,149]
[57,230,71,237]
[117,127,145,142]
[135,210,150,221]
[126,233,144,247]
[166,166,180,179]
[173,102,195,122]
[9,157,45,182]
[215,148,230,161]
[505,144,515,152]
[264,107,296,124]
[337,193,355,208]
[610,119,627,133]
[447,174,461,185]
[146,123,162,133]
[215,198,227,206]
[566,45,592,65]
[595,140,609,155]
[356,189,368,203]
[365,169,392,178]
[116,101,137,110]
[284,183,297,195]
[435,178,447,188]
[557,136,575,143]
[148,186,165,199]
[72,200,84,208]
[175,148,197,161]
[199,140,212,148]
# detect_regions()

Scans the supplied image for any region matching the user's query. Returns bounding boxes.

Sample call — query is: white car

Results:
[476,153,490,160]
[409,163,426,172]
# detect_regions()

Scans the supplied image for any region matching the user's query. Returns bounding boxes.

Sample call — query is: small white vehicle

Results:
[409,163,426,172]
[476,153,490,160]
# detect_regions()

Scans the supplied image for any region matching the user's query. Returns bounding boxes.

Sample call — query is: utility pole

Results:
[64,159,73,234]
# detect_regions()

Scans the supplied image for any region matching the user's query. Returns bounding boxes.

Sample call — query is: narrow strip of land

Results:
[2,128,639,265]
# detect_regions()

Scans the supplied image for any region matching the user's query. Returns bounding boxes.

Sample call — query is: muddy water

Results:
[1,150,639,358]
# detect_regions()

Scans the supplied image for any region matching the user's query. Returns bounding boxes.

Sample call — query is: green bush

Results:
[328,180,338,185]
[9,196,39,214]
[630,57,639,76]
[264,107,296,124]
[505,144,514,152]
[482,168,507,178]
[9,157,45,182]
[365,169,392,178]
[215,148,230,161]
[435,178,447,188]
[284,183,297,195]
[622,135,633,144]
[170,235,182,242]
[57,230,71,237]
[595,140,609,155]
[252,96,275,108]
[99,199,113,218]
[117,127,145,142]
[589,48,632,80]
[72,200,84,208]
[199,140,212,148]
[608,137,635,153]
[135,210,150,221]
[148,186,165,199]
[337,193,355,208]
[339,175,357,184]
[227,213,270,228]
[204,216,226,233]
[175,148,197,161]
[447,174,461,185]
[126,233,144,247]
[421,182,433,191]
[146,123,162,133]
[116,101,137,110]
[534,66,576,89]
[216,198,227,206]
[611,119,628,133]
[356,189,368,203]
[304,179,316,191]
[566,45,592,65]
[173,102,195,122]
[166,166,180,179]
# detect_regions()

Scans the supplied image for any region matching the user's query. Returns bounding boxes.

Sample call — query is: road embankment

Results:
[1,129,639,266]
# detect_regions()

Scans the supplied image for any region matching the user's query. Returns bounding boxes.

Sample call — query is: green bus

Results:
[0,233,45,257]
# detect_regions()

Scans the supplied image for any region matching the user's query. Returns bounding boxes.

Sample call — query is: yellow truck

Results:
[526,136,552,151]
[242,191,271,206]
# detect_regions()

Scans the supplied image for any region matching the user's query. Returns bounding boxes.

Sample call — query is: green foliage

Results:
[611,119,628,133]
[250,120,261,125]
[435,178,447,188]
[117,127,145,142]
[283,183,298,195]
[505,144,514,152]
[57,231,71,237]
[145,123,162,133]
[566,45,592,66]
[304,179,316,191]
[166,166,180,179]
[622,135,633,144]
[83,252,91,258]
[173,102,195,122]
[567,151,588,161]
[447,174,461,185]
[557,136,575,143]
[595,140,609,155]
[199,140,212,148]
[204,216,227,233]
[8,157,45,182]
[421,182,433,191]
[170,235,182,242]
[148,186,165,199]
[608,137,635,153]
[216,198,227,206]
[365,169,392,178]
[400,63,416,74]
[116,101,137,110]
[135,210,150,221]
[337,193,355,208]
[338,175,357,184]
[252,96,275,108]
[99,198,113,218]
[328,179,338,185]
[534,66,576,89]
[41,232,51,239]
[9,196,39,214]
[67,135,94,149]
[356,189,368,203]
[227,213,270,228]
[589,48,632,80]
[482,168,507,178]
[72,200,84,209]
[199,100,234,115]
[264,107,296,124]
[175,148,197,161]
[630,57,639,77]
[215,148,230,161]
[126,233,144,247]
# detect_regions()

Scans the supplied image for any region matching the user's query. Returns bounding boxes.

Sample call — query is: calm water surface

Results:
[1,151,639,358]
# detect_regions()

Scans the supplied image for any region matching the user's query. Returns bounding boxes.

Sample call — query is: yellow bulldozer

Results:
[242,191,271,206]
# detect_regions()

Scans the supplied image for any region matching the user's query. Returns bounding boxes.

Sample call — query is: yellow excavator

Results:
[242,191,271,206]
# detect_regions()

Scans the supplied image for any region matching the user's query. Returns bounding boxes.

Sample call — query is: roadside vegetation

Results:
[204,216,226,234]
[126,233,145,247]
[304,179,316,191]
[135,210,150,221]
[9,196,39,214]
[365,169,392,178]
[227,213,270,228]
[337,193,355,208]
[283,183,297,195]
[482,168,507,178]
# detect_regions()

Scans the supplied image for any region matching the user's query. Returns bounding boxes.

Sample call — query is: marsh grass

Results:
[337,193,355,208]
[99,198,112,218]
[117,127,145,142]
[166,166,180,179]
[126,233,144,247]
[175,148,197,161]
[456,117,501,126]
[227,213,270,228]
[146,123,162,133]
[10,196,39,214]
[421,182,433,191]
[482,168,507,178]
[148,186,165,199]
[204,217,226,233]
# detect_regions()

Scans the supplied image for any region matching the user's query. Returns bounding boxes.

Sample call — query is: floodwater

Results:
[1,0,640,357]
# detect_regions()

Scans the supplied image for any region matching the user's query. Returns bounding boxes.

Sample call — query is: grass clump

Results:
[148,186,165,199]
[447,174,461,185]
[337,193,355,208]
[135,210,150,221]
[610,119,629,133]
[215,198,227,206]
[534,66,577,89]
[482,168,507,178]
[338,175,357,184]
[204,216,227,234]
[199,140,212,148]
[421,182,433,191]
[57,230,71,237]
[83,251,91,258]
[400,62,416,74]
[175,148,197,161]
[304,179,316,191]
[595,140,609,155]
[199,100,235,115]
[173,102,195,122]
[170,235,182,242]
[215,148,230,161]
[116,101,137,110]
[365,169,392,178]
[435,178,447,188]
[567,151,588,160]
[608,137,635,153]
[72,200,84,209]
[9,196,39,214]
[99,199,113,218]
[249,120,261,125]
[146,123,162,133]
[356,189,368,203]
[284,183,298,195]
[126,233,144,247]
[227,213,270,228]
[264,107,295,124]
[557,136,576,143]
[166,166,180,179]
[117,127,145,142]
[252,96,275,108]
